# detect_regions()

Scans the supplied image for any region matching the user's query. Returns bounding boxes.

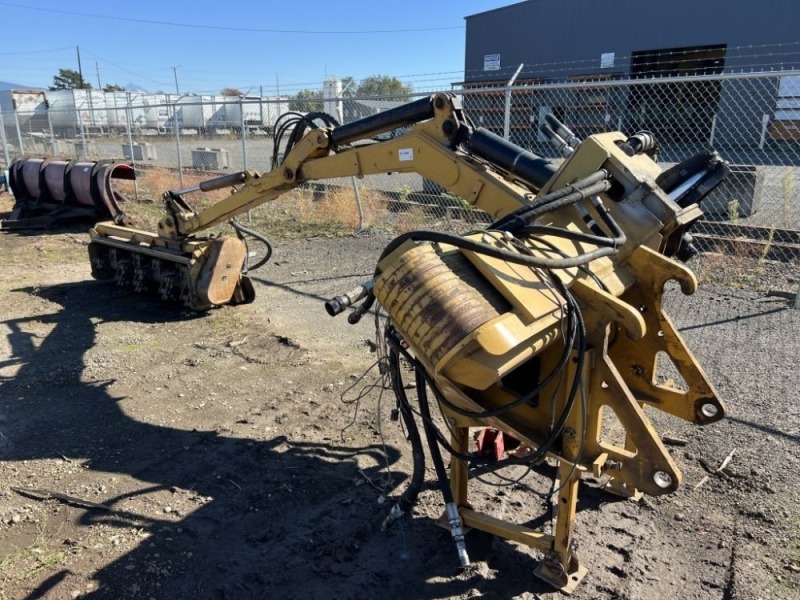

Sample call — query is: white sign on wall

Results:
[484,54,501,71]
[600,52,615,68]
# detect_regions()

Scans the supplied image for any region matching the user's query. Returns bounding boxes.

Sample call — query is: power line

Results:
[0,2,464,34]
[81,48,171,86]
[0,46,72,56]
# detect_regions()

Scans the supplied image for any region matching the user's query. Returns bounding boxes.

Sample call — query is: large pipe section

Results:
[2,158,135,229]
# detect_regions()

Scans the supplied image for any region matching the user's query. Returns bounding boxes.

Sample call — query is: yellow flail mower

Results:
[85,94,731,593]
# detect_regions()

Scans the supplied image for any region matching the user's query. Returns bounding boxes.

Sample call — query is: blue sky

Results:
[0,0,509,94]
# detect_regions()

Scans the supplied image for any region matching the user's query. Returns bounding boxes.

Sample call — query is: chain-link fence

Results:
[1,72,798,296]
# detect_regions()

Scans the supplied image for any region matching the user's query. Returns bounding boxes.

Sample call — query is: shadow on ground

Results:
[1,279,582,599]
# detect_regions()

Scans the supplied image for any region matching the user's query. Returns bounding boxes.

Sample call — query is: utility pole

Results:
[76,46,85,88]
[172,66,180,95]
[96,62,102,90]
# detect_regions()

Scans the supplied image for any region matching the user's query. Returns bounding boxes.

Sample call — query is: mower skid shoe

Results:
[194,237,248,308]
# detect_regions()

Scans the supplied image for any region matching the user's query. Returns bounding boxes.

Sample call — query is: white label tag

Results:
[398,148,414,161]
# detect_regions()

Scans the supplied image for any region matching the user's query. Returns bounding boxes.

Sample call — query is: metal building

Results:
[464,0,800,146]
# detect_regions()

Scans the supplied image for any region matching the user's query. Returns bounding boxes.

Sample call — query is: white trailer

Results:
[0,90,49,130]
[46,90,108,130]
[222,96,261,130]
[222,96,289,132]
[142,94,170,130]
[175,95,221,131]
[105,92,147,130]
[257,96,290,132]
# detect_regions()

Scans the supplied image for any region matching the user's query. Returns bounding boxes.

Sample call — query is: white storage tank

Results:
[323,78,343,120]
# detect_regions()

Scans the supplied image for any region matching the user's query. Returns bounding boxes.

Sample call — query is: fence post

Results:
[0,110,10,165]
[758,113,769,150]
[240,96,248,169]
[77,104,88,158]
[709,113,718,146]
[13,109,24,156]
[352,176,364,233]
[503,63,524,140]
[173,98,184,188]
[46,103,56,150]
[125,92,140,201]
[240,96,251,223]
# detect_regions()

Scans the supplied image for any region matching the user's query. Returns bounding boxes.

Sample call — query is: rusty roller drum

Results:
[374,239,566,391]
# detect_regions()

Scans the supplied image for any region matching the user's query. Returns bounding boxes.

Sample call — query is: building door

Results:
[627,45,726,143]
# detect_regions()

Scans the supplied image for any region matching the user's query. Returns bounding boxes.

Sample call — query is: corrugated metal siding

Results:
[465,0,800,83]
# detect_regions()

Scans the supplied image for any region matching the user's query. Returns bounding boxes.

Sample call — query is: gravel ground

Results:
[0,205,798,599]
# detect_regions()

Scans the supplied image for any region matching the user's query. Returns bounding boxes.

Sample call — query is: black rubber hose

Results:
[376,229,616,271]
[387,329,574,469]
[415,369,455,506]
[592,197,627,247]
[230,218,273,272]
[521,224,619,248]
[388,346,426,515]
[495,180,612,233]
[489,170,608,231]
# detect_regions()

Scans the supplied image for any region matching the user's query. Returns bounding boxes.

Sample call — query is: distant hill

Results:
[0,80,42,91]
[125,82,149,94]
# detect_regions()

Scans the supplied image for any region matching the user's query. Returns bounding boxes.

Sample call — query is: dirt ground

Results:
[1,192,799,600]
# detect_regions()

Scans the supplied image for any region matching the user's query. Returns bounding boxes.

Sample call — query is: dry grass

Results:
[251,186,393,237]
[111,167,444,239]
[694,239,774,289]
[115,168,231,205]
[113,168,250,234]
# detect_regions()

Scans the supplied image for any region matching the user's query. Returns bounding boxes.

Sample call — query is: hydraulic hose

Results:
[376,229,617,271]
[496,180,612,233]
[381,347,426,531]
[490,170,608,231]
[520,195,627,250]
[521,224,621,248]
[230,218,273,272]
[415,369,470,568]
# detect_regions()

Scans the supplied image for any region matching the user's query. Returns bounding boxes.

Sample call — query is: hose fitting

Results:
[445,502,471,568]
[325,280,374,316]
